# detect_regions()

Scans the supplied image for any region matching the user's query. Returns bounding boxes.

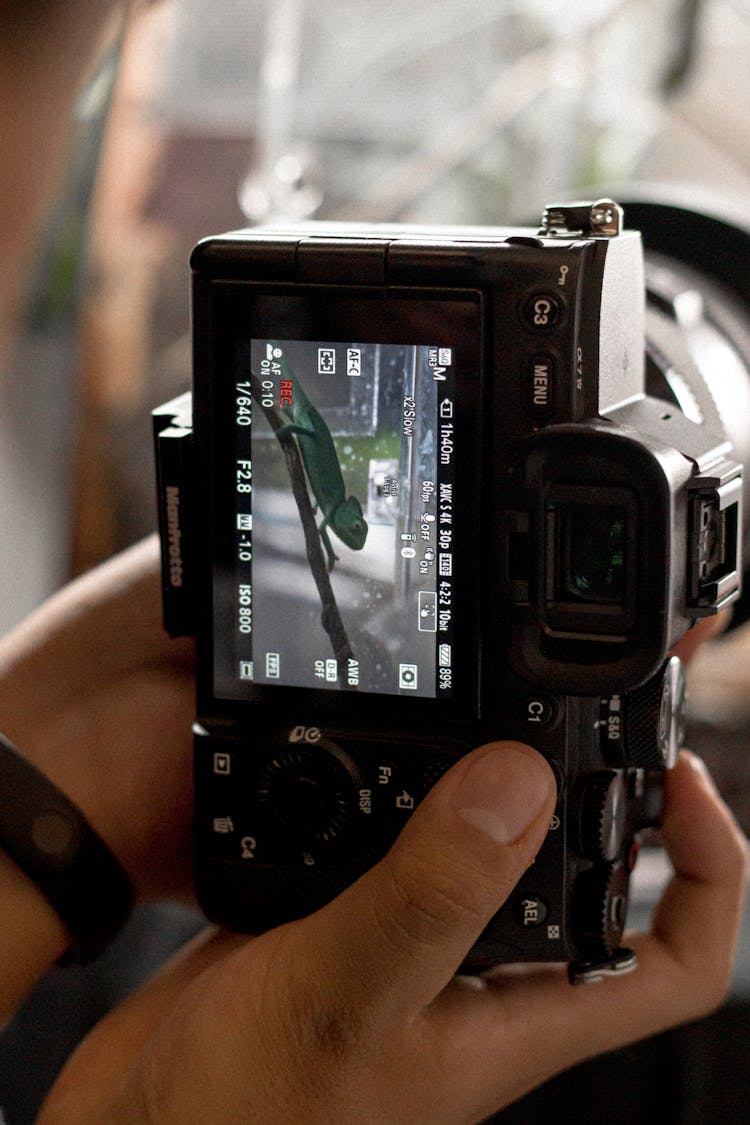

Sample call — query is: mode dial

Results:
[258,742,360,847]
[572,861,630,960]
[600,656,686,770]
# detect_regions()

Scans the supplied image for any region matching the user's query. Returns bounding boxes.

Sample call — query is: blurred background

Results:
[2,1,750,1121]
[5,0,750,628]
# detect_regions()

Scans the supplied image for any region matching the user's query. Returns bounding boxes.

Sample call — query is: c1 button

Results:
[521,693,559,729]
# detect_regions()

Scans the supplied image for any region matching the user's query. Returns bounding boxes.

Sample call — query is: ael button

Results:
[514,893,549,928]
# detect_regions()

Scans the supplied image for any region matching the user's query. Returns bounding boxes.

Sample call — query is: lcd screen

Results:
[217,336,457,700]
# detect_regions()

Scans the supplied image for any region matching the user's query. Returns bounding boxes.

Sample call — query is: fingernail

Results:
[453,746,555,845]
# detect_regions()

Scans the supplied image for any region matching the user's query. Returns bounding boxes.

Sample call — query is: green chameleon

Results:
[273,347,368,569]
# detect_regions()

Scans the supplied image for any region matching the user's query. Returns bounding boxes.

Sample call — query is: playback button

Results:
[525,353,556,419]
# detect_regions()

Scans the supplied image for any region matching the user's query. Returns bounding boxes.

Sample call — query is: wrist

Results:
[0,733,134,981]
[0,847,69,1022]
[0,590,129,865]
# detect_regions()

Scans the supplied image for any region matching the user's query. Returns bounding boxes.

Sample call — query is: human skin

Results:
[0,534,741,1122]
[0,536,195,1019]
[0,2,746,1119]
[37,744,747,1125]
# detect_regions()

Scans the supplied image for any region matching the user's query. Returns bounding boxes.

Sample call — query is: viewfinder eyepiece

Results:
[558,505,627,606]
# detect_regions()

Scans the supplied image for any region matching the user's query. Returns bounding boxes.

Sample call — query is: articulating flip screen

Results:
[214,337,457,700]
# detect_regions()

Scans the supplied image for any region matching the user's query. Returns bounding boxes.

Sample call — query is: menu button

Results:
[526,354,556,418]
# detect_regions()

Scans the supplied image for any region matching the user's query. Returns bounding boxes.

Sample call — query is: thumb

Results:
[312,741,557,1015]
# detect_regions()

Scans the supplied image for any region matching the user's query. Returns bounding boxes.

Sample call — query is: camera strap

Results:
[0,732,133,964]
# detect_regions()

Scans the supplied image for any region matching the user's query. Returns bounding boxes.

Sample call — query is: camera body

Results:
[155,201,743,981]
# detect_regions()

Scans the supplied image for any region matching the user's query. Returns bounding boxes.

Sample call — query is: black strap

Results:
[0,733,134,963]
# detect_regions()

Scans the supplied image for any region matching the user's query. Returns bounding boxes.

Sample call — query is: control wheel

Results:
[573,861,630,960]
[579,770,628,862]
[258,742,360,846]
[601,656,686,769]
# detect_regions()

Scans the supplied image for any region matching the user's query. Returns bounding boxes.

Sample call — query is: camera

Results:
[155,198,749,982]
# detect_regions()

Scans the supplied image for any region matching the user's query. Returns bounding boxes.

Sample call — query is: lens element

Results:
[560,506,627,605]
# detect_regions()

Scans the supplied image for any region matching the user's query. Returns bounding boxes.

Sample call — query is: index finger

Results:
[434,750,748,1098]
[646,750,748,997]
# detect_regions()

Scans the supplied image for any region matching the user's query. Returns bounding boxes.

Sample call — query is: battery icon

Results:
[438,644,451,666]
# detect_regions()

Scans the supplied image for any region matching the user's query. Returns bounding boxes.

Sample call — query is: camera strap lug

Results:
[540,199,623,239]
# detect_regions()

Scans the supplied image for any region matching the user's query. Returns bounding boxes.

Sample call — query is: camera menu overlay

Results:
[220,338,456,699]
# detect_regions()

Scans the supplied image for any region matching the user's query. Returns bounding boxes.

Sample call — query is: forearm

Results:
[0,539,195,1018]
[0,618,78,1018]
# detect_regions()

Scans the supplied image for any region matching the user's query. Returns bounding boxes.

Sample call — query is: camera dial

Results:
[600,656,686,770]
[579,770,628,863]
[572,860,630,960]
[257,741,361,846]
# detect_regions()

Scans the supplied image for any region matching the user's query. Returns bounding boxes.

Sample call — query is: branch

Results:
[250,374,356,679]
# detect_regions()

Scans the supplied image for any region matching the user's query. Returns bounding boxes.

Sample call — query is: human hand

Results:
[671,610,731,666]
[0,535,195,902]
[0,544,719,913]
[40,742,746,1125]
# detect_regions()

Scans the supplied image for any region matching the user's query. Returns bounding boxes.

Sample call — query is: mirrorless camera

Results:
[155,199,749,982]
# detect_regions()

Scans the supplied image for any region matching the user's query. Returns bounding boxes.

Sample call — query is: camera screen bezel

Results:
[194,279,485,725]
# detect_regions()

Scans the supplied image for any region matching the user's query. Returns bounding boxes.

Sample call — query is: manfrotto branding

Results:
[166,485,184,587]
